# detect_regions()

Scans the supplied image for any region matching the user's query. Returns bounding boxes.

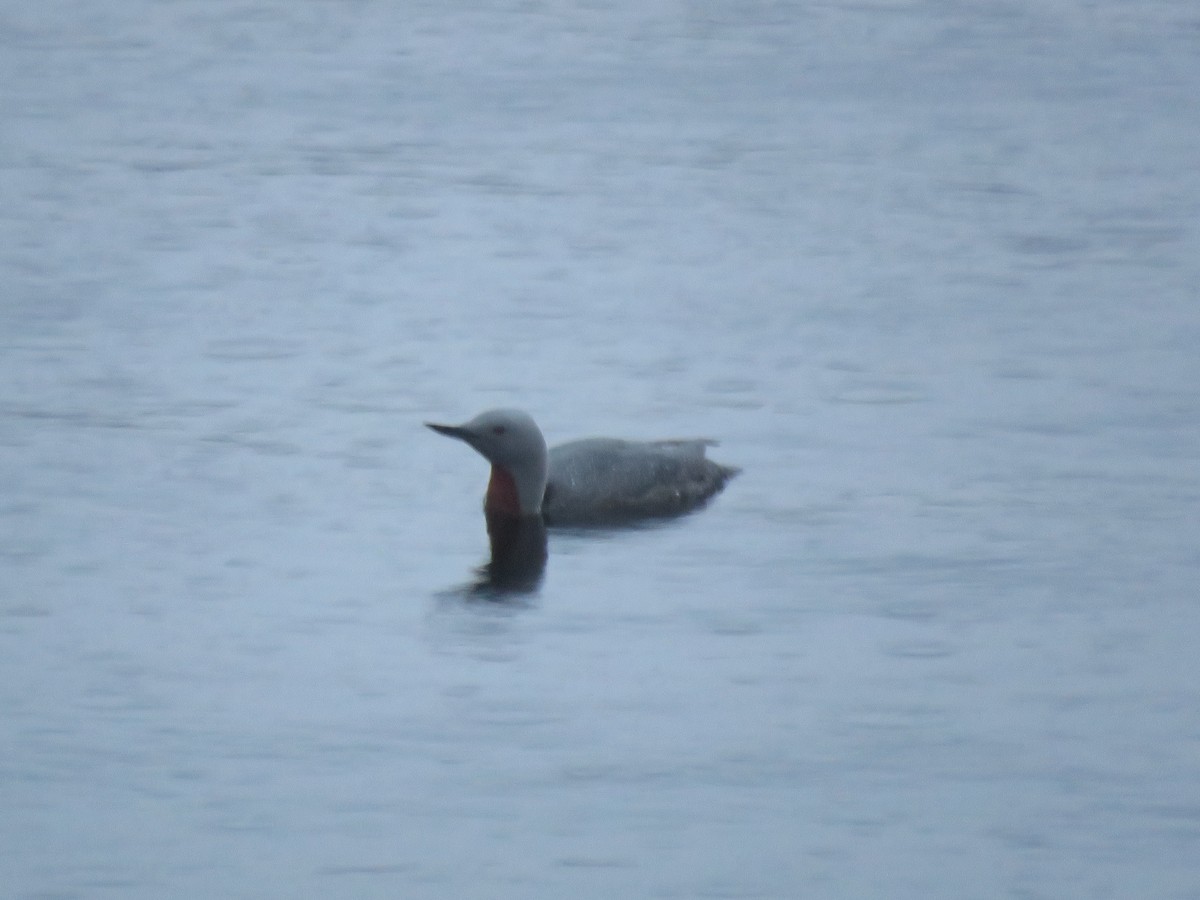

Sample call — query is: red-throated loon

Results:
[426,408,738,526]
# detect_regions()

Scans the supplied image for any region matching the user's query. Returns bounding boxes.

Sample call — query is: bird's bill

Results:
[425,422,471,441]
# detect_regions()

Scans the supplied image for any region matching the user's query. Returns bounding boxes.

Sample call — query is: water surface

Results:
[2,1,1199,898]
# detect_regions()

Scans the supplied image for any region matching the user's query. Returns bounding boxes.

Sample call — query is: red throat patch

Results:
[485,465,521,517]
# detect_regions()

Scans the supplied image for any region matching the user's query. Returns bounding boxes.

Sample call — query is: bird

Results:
[426,408,738,527]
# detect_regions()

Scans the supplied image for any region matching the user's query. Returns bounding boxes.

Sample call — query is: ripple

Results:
[882,639,955,660]
[838,703,951,732]
[1006,233,1090,255]
[316,863,416,877]
[823,379,928,405]
[203,338,303,361]
[555,857,635,869]
[879,600,944,622]
[1,603,52,618]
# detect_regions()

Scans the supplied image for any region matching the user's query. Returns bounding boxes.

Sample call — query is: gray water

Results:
[3,1,1199,897]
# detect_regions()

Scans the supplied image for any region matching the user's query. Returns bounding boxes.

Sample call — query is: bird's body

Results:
[427,409,737,527]
[544,437,734,525]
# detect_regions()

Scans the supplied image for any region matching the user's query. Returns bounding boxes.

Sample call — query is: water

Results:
[3,1,1199,897]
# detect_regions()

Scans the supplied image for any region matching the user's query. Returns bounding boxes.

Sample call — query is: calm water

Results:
[3,1,1199,897]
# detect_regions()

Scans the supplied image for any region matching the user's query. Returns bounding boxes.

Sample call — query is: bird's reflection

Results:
[465,513,547,598]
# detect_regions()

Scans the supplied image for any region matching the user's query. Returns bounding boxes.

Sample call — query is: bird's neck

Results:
[485,463,546,518]
[485,465,526,518]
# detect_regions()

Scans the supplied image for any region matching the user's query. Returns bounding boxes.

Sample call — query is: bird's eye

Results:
[492,425,507,436]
